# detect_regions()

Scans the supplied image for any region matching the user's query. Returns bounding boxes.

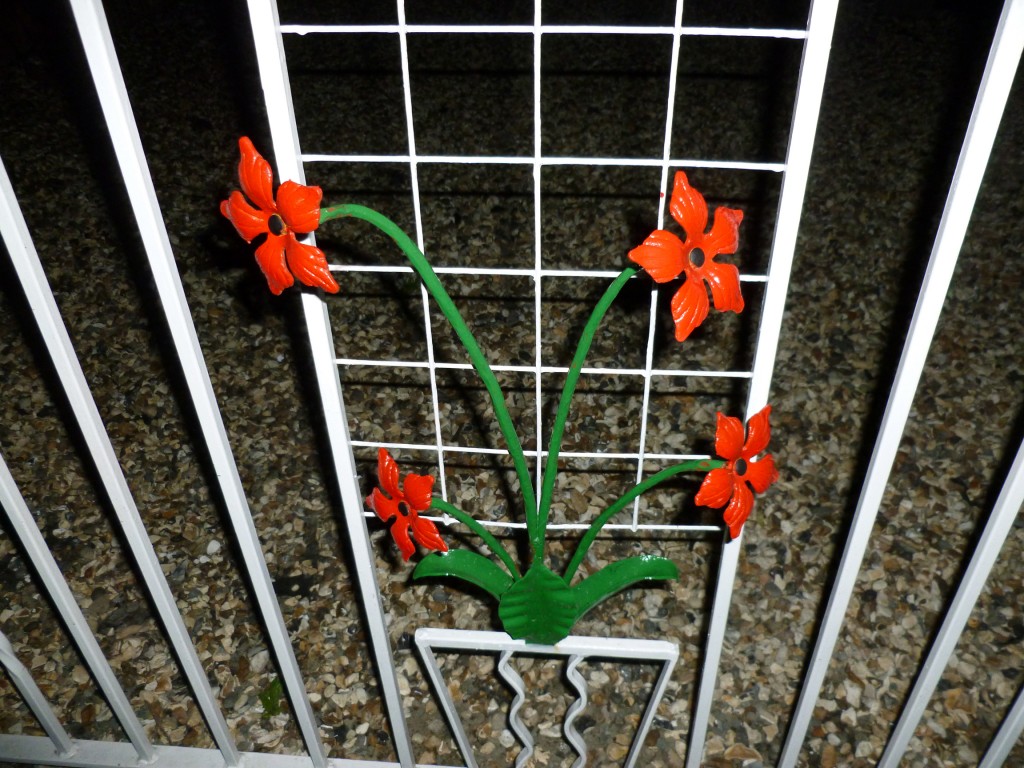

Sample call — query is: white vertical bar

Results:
[981,683,1024,768]
[880,433,1024,766]
[244,1,415,764]
[686,1,840,766]
[632,0,687,529]
[0,450,149,759]
[0,628,74,758]
[0,146,235,762]
[779,1,1024,765]
[533,3,545,505]
[393,0,450,501]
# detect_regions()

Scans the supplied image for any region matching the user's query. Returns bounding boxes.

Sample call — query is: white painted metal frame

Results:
[779,0,1024,765]
[269,1,838,766]
[414,628,679,768]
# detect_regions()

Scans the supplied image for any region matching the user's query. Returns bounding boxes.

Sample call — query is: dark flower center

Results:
[689,247,706,268]
[397,501,412,518]
[733,458,748,477]
[268,213,286,236]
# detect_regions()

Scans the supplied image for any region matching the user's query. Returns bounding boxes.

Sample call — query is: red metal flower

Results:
[695,405,778,539]
[220,136,339,296]
[365,448,447,561]
[628,171,744,342]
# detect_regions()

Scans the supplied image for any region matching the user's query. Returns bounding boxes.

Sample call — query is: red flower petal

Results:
[742,405,773,458]
[410,516,448,554]
[402,472,435,513]
[722,481,754,539]
[702,259,744,313]
[284,237,340,294]
[668,171,708,241]
[254,236,294,295]
[714,412,745,461]
[695,467,734,508]
[703,206,744,256]
[277,180,322,233]
[390,519,416,561]
[627,230,686,283]
[670,276,710,342]
[744,454,778,494]
[237,137,277,214]
[376,448,401,500]
[221,191,269,243]
[369,487,399,523]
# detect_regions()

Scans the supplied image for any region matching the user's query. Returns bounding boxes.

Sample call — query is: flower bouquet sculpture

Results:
[222,138,778,645]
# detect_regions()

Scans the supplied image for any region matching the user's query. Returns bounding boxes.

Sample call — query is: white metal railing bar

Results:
[872,6,1024,765]
[881,432,1024,765]
[0,151,233,763]
[351,440,711,462]
[414,628,679,768]
[531,0,545,510]
[0,628,74,758]
[391,0,453,503]
[686,0,841,766]
[329,264,770,281]
[70,0,335,762]
[281,24,807,40]
[0,450,147,759]
[778,0,1024,764]
[302,153,786,173]
[0,735,419,768]
[633,0,687,531]
[334,358,754,377]
[981,683,1024,768]
[244,0,415,765]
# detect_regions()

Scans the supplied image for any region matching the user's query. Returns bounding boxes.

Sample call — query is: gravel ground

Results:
[1,1,1022,767]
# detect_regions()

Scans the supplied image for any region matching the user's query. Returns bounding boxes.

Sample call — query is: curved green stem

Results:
[430,498,521,579]
[562,459,724,583]
[319,204,537,530]
[537,266,638,540]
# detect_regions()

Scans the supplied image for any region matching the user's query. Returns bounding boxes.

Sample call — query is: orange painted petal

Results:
[390,519,416,561]
[285,237,340,293]
[628,230,686,283]
[668,171,708,240]
[370,488,399,523]
[695,467,734,508]
[254,235,294,295]
[221,191,269,243]
[410,516,448,554]
[402,472,435,512]
[714,412,745,460]
[744,454,778,494]
[722,481,754,539]
[670,276,709,342]
[237,137,276,214]
[703,206,743,256]
[377,448,401,500]
[703,259,744,313]
[743,405,773,457]
[277,180,322,233]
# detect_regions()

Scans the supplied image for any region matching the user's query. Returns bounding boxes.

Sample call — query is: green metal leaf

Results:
[497,563,576,644]
[412,550,515,601]
[570,556,680,623]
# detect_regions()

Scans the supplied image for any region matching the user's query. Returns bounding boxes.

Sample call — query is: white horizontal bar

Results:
[0,735,448,768]
[337,358,752,379]
[303,152,786,172]
[350,439,709,462]
[330,264,768,282]
[358,510,719,534]
[282,24,806,40]
[416,628,679,659]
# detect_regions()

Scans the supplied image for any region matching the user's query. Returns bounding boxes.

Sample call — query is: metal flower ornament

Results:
[222,143,779,644]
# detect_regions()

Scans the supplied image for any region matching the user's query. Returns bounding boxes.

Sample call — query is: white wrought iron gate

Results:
[0,0,1022,767]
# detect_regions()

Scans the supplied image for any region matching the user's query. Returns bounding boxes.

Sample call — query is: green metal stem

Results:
[562,459,724,583]
[319,204,538,530]
[430,498,521,579]
[537,267,638,540]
